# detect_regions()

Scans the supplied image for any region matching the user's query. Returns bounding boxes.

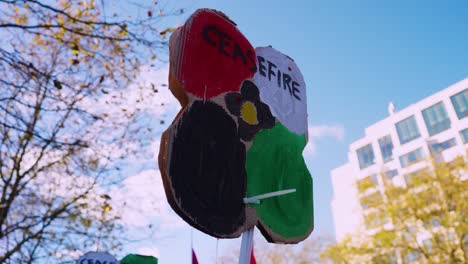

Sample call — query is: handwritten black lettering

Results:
[201,25,256,71]
[255,57,302,101]
[267,61,277,82]
[292,81,301,101]
[202,25,217,46]
[233,42,247,65]
[246,50,257,73]
[257,56,267,77]
[218,30,231,57]
[282,73,292,95]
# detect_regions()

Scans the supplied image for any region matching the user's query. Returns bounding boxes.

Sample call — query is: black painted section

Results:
[225,80,275,141]
[168,101,246,235]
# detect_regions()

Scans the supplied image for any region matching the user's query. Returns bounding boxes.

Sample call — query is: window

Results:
[399,148,425,167]
[422,239,433,254]
[448,232,457,243]
[356,174,379,192]
[372,253,398,264]
[431,217,441,228]
[424,217,442,230]
[364,209,388,229]
[404,168,431,187]
[360,191,383,209]
[422,102,451,136]
[389,253,398,264]
[357,144,375,169]
[384,169,398,180]
[450,89,468,119]
[407,225,418,236]
[402,231,413,242]
[378,135,394,162]
[405,250,421,263]
[396,116,421,144]
[460,128,468,143]
[430,138,457,153]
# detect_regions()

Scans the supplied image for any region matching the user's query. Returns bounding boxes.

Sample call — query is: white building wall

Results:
[330,163,362,241]
[331,78,468,241]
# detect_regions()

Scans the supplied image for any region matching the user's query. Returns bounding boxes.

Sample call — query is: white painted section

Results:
[331,163,363,241]
[253,46,308,135]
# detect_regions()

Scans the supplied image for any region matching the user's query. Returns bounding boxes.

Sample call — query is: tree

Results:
[0,0,182,262]
[322,156,468,263]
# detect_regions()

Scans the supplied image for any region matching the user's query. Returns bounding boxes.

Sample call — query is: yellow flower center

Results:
[240,101,258,125]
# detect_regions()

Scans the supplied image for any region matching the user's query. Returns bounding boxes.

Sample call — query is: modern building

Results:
[330,78,468,243]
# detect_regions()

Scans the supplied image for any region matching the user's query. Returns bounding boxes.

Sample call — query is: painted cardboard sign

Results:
[159,9,313,243]
[77,252,119,264]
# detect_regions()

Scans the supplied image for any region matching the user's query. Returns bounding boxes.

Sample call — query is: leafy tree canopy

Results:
[0,0,183,262]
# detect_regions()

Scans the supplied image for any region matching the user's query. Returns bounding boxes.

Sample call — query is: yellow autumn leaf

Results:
[80,218,91,228]
[103,204,112,212]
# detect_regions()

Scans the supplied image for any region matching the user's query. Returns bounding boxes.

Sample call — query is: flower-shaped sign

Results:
[159,9,313,243]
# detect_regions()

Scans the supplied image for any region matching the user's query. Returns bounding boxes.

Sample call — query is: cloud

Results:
[134,64,181,118]
[304,124,345,156]
[110,169,185,230]
[308,125,345,140]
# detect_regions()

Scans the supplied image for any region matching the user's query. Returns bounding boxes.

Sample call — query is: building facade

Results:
[331,78,468,243]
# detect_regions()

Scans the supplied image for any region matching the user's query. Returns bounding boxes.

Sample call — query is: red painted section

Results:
[174,9,256,99]
[250,246,256,264]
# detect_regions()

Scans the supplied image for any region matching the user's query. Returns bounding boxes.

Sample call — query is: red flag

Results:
[192,248,199,264]
[250,246,256,264]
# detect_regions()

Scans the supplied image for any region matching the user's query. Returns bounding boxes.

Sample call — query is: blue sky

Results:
[120,0,467,263]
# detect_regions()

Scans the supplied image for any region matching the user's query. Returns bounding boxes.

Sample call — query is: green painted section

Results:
[246,122,313,238]
[121,254,158,264]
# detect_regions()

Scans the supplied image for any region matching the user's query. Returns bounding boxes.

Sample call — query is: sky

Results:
[114,0,467,263]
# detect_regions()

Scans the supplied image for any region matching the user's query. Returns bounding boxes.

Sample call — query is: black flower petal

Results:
[241,80,260,101]
[168,101,246,236]
[225,92,243,116]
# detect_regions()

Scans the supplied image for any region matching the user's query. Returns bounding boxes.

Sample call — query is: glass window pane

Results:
[378,135,393,162]
[357,144,375,169]
[422,102,451,136]
[406,251,421,262]
[399,147,425,167]
[451,89,468,119]
[430,138,457,153]
[357,174,378,192]
[432,217,441,228]
[460,128,468,143]
[364,209,388,229]
[384,169,398,180]
[396,116,421,144]
[360,191,383,209]
[404,167,430,187]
